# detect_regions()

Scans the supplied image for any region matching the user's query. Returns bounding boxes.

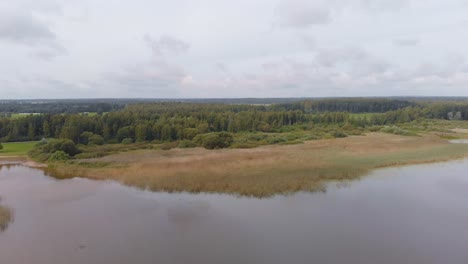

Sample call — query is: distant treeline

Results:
[0,100,123,115]
[272,98,416,113]
[0,99,467,143]
[2,97,468,114]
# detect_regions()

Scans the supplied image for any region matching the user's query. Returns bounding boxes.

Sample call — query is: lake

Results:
[1,159,468,264]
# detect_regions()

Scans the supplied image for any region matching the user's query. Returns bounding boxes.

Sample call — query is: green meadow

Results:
[0,141,38,157]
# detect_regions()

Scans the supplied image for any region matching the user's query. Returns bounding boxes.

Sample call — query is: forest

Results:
[0,98,467,150]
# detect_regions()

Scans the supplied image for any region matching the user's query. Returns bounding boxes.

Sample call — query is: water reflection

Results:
[0,164,17,232]
[0,161,468,264]
[0,202,13,232]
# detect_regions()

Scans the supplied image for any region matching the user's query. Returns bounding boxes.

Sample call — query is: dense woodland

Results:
[0,99,467,145]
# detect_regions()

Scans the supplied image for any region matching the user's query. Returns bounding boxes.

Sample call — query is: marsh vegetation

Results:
[46,132,468,197]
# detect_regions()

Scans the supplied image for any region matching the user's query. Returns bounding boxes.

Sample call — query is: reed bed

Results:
[46,133,468,197]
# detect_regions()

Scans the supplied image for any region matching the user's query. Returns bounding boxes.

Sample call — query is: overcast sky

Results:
[1,0,468,99]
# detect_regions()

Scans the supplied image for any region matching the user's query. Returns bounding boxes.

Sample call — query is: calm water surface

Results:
[1,159,468,264]
[450,139,468,144]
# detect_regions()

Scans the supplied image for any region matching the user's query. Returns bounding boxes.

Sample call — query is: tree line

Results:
[0,99,466,144]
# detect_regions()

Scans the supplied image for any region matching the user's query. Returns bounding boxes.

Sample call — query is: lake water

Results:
[450,139,468,144]
[1,159,468,264]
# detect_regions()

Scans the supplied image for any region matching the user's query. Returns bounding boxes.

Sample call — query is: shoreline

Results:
[0,156,47,168]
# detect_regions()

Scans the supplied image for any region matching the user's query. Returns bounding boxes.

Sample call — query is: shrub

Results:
[75,152,107,159]
[0,143,3,150]
[29,139,81,162]
[266,137,287,144]
[380,126,417,136]
[178,140,197,148]
[183,128,200,140]
[117,126,133,142]
[79,131,94,145]
[231,142,260,149]
[107,139,118,144]
[331,131,348,138]
[160,141,179,150]
[88,134,104,145]
[44,139,80,156]
[200,132,234,149]
[121,138,134,144]
[49,151,70,161]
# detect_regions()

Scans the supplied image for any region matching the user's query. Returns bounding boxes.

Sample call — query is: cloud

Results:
[0,1,66,60]
[1,0,468,98]
[274,0,411,29]
[102,34,190,96]
[359,0,409,11]
[215,63,229,73]
[115,62,187,90]
[393,38,420,47]
[274,0,332,28]
[144,34,190,56]
[30,46,67,60]
[0,13,55,45]
[316,47,368,67]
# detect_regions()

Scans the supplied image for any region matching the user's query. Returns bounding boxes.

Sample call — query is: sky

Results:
[1,0,468,99]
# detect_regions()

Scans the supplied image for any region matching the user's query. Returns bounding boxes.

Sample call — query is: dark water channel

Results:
[1,159,468,264]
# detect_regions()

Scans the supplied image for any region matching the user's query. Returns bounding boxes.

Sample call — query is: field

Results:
[10,113,41,119]
[47,132,468,197]
[0,141,37,157]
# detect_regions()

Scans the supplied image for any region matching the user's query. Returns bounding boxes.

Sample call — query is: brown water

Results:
[0,160,468,264]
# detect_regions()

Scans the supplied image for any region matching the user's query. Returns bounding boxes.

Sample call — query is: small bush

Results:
[178,140,197,148]
[279,140,304,145]
[49,151,70,161]
[88,134,105,145]
[159,141,179,150]
[331,131,348,138]
[231,142,260,149]
[29,139,80,162]
[266,137,287,144]
[75,152,108,159]
[380,126,417,136]
[194,132,234,149]
[79,131,94,145]
[121,138,134,144]
[107,139,118,144]
[368,126,383,132]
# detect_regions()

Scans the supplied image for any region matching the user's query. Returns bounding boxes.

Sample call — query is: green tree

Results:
[88,134,104,145]
[80,131,94,145]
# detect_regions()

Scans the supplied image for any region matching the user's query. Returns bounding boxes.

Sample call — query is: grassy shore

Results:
[46,132,468,197]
